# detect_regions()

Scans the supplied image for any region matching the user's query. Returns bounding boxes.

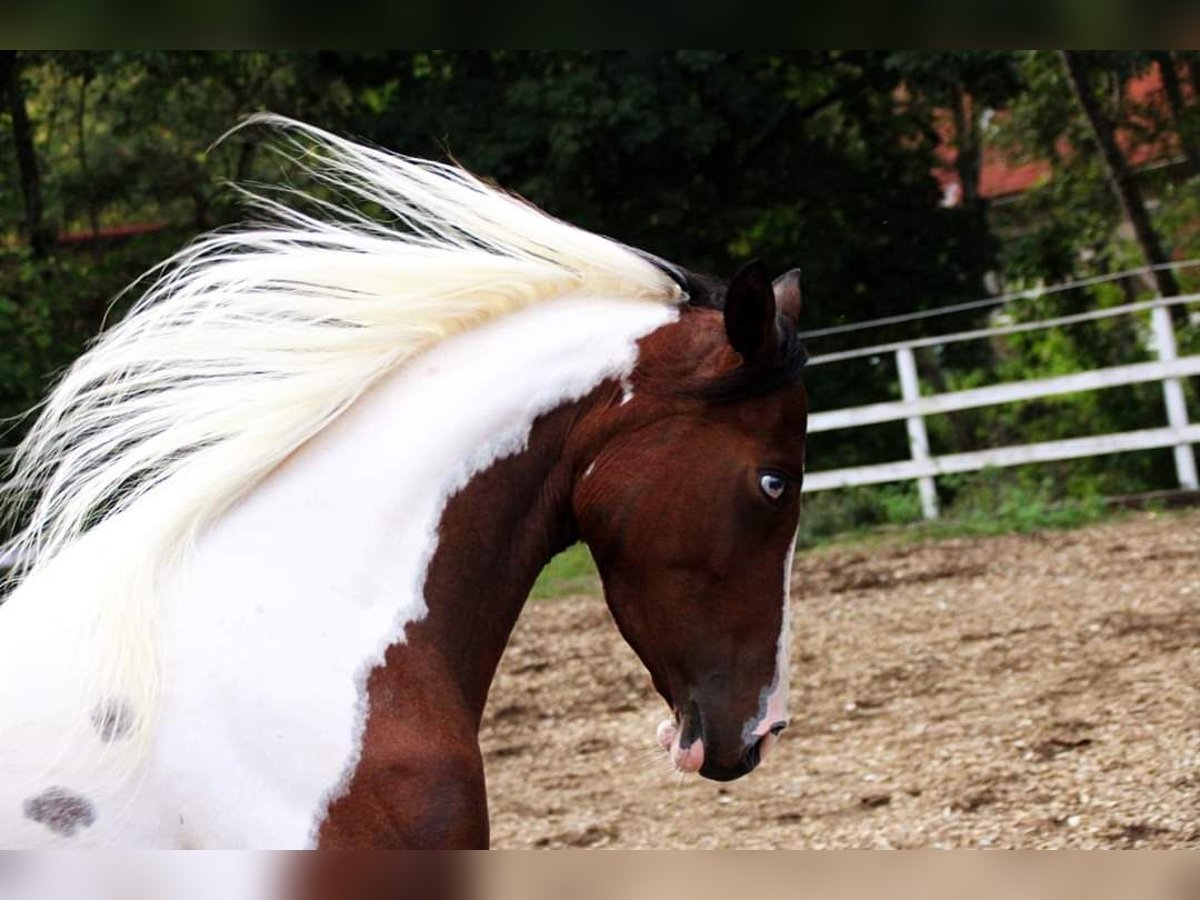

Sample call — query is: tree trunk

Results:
[950,84,981,207]
[189,180,209,231]
[0,50,53,257]
[1059,51,1180,299]
[235,139,257,182]
[76,67,100,240]
[1189,51,1200,108]
[1151,51,1200,177]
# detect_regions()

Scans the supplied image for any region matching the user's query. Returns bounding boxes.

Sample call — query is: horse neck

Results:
[388,394,584,721]
[173,296,676,743]
[372,300,677,720]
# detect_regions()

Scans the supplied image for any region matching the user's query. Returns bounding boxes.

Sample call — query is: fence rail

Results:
[2,285,1199,568]
[803,294,1200,518]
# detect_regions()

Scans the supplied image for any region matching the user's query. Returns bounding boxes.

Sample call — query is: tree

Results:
[1059,51,1181,299]
[0,51,52,257]
[339,52,995,339]
[1151,51,1200,177]
[884,51,1023,209]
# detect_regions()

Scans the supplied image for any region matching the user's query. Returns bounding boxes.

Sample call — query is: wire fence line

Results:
[807,292,1200,366]
[798,258,1200,341]
[2,272,1199,564]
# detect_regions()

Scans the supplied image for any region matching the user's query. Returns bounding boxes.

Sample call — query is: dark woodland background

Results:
[3,51,1198,537]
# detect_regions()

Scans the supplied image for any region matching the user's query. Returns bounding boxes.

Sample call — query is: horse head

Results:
[570,261,807,781]
[0,116,814,844]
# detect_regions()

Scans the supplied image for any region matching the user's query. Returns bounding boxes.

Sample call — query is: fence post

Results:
[896,346,940,518]
[1151,304,1199,490]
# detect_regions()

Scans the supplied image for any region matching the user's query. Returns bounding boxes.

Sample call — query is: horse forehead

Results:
[675,379,809,438]
[632,309,808,403]
[624,306,807,447]
[740,382,809,433]
[634,307,732,375]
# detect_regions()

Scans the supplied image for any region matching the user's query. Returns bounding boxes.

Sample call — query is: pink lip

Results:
[656,719,676,751]
[656,718,705,773]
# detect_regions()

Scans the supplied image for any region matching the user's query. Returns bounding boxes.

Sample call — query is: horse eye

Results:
[759,472,787,501]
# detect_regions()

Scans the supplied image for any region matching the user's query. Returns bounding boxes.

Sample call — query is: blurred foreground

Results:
[1,850,1198,899]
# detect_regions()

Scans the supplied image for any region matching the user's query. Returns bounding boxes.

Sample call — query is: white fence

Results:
[1,286,1198,570]
[802,293,1200,519]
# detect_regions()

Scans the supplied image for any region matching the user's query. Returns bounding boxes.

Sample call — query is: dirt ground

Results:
[481,510,1200,849]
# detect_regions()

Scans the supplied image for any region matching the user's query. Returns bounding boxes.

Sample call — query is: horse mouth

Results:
[656,716,704,773]
[699,734,767,782]
[656,716,784,780]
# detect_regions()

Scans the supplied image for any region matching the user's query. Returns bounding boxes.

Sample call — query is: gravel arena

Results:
[481,509,1200,849]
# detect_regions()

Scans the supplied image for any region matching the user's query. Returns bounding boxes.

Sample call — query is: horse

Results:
[0,116,808,850]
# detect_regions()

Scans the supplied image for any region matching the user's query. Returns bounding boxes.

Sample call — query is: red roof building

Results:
[933,63,1191,207]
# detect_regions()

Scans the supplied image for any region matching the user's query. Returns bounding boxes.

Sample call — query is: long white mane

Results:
[0,115,683,760]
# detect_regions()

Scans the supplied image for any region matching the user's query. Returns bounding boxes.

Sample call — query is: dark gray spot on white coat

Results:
[91,698,135,742]
[22,787,96,837]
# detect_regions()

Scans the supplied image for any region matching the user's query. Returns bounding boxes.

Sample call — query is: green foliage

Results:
[529,544,599,600]
[933,467,1108,535]
[0,230,188,432]
[346,51,996,337]
[2,51,1199,550]
[797,484,924,547]
[0,51,1001,453]
[797,468,1110,551]
[18,52,358,235]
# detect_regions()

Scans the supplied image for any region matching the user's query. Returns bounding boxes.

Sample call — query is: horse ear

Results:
[723,259,777,365]
[773,268,802,324]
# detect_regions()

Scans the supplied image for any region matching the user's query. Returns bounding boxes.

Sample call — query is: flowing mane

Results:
[4,116,683,577]
[0,116,683,762]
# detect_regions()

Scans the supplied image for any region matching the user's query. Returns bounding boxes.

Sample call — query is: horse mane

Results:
[0,117,684,767]
[2,115,684,581]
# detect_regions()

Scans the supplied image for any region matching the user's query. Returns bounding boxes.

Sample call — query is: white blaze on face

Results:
[659,540,796,774]
[744,540,795,762]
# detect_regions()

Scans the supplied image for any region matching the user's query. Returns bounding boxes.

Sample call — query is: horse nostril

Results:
[769,720,787,736]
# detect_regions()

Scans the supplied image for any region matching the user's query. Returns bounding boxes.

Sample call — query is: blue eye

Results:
[759,472,787,500]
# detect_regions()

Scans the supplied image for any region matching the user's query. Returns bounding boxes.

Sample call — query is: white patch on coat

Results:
[618,376,635,405]
[0,298,676,848]
[0,118,686,849]
[0,117,685,832]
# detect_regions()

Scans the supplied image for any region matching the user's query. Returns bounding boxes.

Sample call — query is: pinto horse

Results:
[0,117,807,849]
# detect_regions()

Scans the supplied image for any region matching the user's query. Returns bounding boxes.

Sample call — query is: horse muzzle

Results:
[656,711,786,781]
